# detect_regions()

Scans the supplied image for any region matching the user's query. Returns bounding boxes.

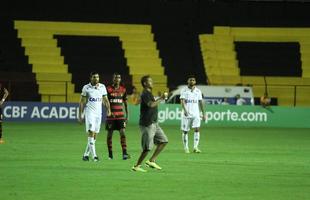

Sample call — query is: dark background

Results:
[1,0,310,100]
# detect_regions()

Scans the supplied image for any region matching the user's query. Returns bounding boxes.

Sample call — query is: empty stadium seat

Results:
[0,19,40,101]
[15,21,168,101]
[200,26,310,106]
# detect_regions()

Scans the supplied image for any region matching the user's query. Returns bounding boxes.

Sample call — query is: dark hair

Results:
[113,72,120,76]
[187,74,196,80]
[141,75,150,87]
[90,71,99,77]
[113,72,121,78]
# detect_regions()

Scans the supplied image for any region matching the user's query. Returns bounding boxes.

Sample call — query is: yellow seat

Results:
[16,20,168,102]
[200,26,310,106]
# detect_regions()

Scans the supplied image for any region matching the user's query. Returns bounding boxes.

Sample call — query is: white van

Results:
[166,85,254,105]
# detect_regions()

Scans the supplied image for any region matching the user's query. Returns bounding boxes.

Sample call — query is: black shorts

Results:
[105,119,126,131]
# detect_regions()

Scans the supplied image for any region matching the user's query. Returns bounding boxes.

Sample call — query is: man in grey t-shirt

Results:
[132,75,168,172]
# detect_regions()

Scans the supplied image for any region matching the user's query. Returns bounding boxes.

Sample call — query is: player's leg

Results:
[132,125,154,172]
[0,109,4,144]
[88,131,99,161]
[83,114,99,161]
[82,114,92,161]
[90,116,102,161]
[181,117,191,153]
[106,120,114,159]
[192,116,201,153]
[82,142,90,161]
[82,131,97,160]
[82,134,97,161]
[118,120,130,160]
[132,150,149,172]
[146,123,168,170]
[0,120,3,144]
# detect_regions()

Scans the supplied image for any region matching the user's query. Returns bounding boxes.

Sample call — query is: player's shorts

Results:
[105,119,126,131]
[139,123,168,151]
[181,116,201,131]
[85,113,102,133]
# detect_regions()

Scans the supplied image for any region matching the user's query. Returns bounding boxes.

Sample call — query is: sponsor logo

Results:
[184,99,198,103]
[89,97,102,102]
[158,107,267,123]
[110,99,123,103]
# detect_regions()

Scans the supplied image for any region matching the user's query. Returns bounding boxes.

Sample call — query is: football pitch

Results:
[1,122,309,200]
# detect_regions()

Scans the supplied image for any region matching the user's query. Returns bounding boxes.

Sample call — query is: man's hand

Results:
[162,92,168,100]
[202,113,207,122]
[184,110,188,117]
[107,109,112,117]
[125,114,129,122]
[78,116,84,124]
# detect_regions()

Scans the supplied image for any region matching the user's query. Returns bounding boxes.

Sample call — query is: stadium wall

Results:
[3,102,310,128]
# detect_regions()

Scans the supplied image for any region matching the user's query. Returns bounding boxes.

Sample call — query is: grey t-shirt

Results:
[139,89,158,126]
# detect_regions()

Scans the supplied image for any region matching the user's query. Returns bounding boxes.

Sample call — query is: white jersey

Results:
[180,86,203,118]
[236,98,246,105]
[81,83,107,116]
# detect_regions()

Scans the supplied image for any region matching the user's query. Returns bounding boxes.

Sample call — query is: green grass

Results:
[1,122,310,200]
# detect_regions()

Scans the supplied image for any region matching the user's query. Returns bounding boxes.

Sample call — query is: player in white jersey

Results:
[180,75,206,153]
[78,72,111,162]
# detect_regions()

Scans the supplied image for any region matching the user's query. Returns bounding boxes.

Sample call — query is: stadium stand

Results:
[14,21,168,102]
[152,22,207,90]
[55,35,131,93]
[0,19,40,101]
[200,26,310,106]
[235,42,302,77]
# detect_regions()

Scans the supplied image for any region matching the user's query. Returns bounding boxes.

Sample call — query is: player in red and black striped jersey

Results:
[105,73,130,160]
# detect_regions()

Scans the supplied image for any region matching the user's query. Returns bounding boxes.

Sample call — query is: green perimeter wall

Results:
[128,104,310,128]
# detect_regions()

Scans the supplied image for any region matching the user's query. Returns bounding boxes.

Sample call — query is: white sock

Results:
[88,137,97,158]
[84,137,96,156]
[194,132,200,149]
[182,132,189,150]
[83,142,90,157]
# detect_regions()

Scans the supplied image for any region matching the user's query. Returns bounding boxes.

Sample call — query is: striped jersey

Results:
[106,85,127,120]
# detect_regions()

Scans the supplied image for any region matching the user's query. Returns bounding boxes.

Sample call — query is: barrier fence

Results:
[2,101,310,128]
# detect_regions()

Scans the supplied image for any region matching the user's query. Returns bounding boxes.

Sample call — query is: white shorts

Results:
[85,114,102,133]
[181,116,201,131]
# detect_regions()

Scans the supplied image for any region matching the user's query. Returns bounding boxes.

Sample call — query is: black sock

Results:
[107,136,113,157]
[108,151,113,158]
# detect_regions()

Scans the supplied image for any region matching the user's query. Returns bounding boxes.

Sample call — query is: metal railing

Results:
[2,80,310,106]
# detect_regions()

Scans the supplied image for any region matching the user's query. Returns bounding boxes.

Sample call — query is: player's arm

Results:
[124,100,128,120]
[147,93,167,108]
[180,89,188,116]
[180,99,188,116]
[78,96,87,123]
[124,90,129,120]
[147,98,161,108]
[3,87,9,100]
[0,87,9,106]
[102,95,111,117]
[199,99,206,122]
